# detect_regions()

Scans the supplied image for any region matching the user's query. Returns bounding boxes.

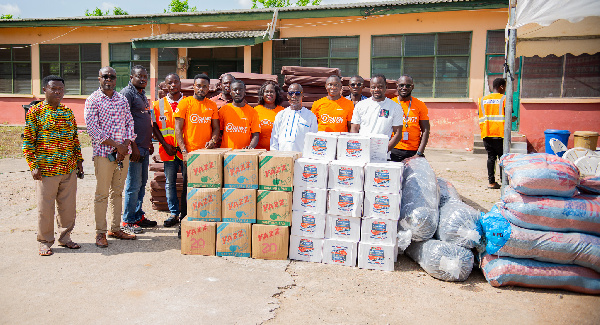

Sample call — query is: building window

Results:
[273,37,359,83]
[110,43,178,91]
[40,44,101,95]
[187,45,262,79]
[371,32,471,98]
[0,45,31,94]
[521,53,600,98]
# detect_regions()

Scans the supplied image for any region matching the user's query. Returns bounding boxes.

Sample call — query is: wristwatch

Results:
[416,151,425,157]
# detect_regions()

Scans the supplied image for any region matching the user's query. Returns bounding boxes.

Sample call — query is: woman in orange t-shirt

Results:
[253,81,284,150]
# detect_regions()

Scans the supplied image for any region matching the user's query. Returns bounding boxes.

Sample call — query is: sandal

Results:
[59,241,81,249]
[39,244,53,256]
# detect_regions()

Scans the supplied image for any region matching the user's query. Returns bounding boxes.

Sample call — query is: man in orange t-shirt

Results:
[174,73,220,232]
[311,75,354,132]
[219,80,261,149]
[391,75,430,162]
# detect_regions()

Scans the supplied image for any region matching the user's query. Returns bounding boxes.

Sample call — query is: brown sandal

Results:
[39,244,53,256]
[59,241,81,249]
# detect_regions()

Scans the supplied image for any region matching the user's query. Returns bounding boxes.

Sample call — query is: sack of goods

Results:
[437,177,460,206]
[499,153,580,197]
[578,175,600,195]
[436,199,483,249]
[405,239,474,282]
[399,156,440,242]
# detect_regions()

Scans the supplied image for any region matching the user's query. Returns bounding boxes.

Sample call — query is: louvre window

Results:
[0,45,31,94]
[40,44,101,95]
[109,43,178,91]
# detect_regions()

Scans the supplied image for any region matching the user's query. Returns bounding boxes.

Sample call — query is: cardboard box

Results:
[336,134,371,164]
[327,189,364,218]
[302,132,338,161]
[256,190,293,226]
[292,186,328,214]
[223,150,260,189]
[251,224,289,260]
[187,187,221,222]
[358,242,396,271]
[327,160,365,191]
[360,217,398,245]
[259,151,301,191]
[289,235,324,263]
[221,188,257,223]
[180,219,216,256]
[364,162,404,194]
[325,215,361,241]
[290,211,326,238]
[187,148,230,188]
[370,134,390,163]
[293,158,329,189]
[322,239,358,267]
[363,191,401,220]
[216,222,251,257]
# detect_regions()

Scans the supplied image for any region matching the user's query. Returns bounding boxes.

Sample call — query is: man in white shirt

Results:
[270,83,318,152]
[350,74,403,152]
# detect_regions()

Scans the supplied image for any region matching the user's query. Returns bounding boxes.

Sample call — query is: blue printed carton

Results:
[327,160,365,191]
[322,239,358,267]
[358,242,397,271]
[289,235,324,263]
[325,215,361,242]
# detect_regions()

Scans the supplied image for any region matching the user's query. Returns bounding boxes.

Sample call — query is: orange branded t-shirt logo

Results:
[225,123,248,133]
[320,114,344,124]
[190,114,212,124]
[260,119,272,128]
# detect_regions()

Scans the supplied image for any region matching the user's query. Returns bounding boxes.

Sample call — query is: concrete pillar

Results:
[244,45,251,74]
[178,48,188,79]
[358,34,371,79]
[31,44,41,97]
[262,41,273,75]
[150,48,158,100]
[101,42,110,68]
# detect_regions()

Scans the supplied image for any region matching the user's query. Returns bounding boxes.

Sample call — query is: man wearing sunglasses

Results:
[312,75,354,132]
[345,75,368,106]
[85,67,137,247]
[271,83,318,152]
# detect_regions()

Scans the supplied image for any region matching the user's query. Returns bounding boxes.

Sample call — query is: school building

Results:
[0,0,598,151]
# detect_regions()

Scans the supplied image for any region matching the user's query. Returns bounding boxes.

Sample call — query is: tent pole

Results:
[502,0,517,193]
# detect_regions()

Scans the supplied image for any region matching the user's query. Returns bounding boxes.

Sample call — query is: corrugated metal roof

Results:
[132,30,267,42]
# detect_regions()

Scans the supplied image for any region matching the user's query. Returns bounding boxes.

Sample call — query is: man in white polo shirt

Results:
[349,74,403,152]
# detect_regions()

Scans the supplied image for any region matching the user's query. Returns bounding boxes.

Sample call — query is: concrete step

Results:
[472,133,528,155]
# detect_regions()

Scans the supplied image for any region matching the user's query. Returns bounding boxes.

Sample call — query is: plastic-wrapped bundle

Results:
[405,239,474,282]
[578,176,600,195]
[438,177,460,206]
[436,200,482,249]
[480,205,600,273]
[501,185,600,236]
[399,157,439,241]
[480,253,600,295]
[499,153,579,197]
[396,229,412,253]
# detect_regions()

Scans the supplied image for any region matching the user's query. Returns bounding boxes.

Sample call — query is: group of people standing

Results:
[23,66,432,256]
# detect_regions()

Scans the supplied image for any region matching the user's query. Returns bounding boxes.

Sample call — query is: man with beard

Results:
[218,80,261,149]
[270,83,318,152]
[211,73,235,109]
[312,75,354,132]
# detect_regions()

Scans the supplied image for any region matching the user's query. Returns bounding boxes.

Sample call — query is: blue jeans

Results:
[122,147,149,224]
[164,158,183,217]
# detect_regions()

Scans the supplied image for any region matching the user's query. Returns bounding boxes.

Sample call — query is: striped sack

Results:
[480,205,600,273]
[578,176,600,195]
[500,185,600,236]
[499,153,579,197]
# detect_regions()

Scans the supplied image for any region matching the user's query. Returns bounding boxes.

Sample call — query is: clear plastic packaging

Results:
[436,200,482,249]
[437,177,460,206]
[405,239,474,282]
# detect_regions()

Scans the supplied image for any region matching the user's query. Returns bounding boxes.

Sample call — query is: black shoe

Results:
[178,224,181,239]
[121,223,144,234]
[138,216,157,228]
[164,215,180,228]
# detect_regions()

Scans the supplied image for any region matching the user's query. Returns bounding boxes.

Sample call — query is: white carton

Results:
[363,191,401,220]
[364,162,404,193]
[293,158,329,189]
[327,160,365,191]
[369,134,390,163]
[322,239,358,267]
[302,132,338,161]
[325,215,361,242]
[289,235,324,262]
[336,134,371,164]
[327,189,364,218]
[358,242,396,271]
[360,217,398,245]
[290,211,326,238]
[292,187,328,214]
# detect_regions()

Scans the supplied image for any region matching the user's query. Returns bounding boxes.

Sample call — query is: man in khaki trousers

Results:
[23,75,84,256]
[85,66,137,247]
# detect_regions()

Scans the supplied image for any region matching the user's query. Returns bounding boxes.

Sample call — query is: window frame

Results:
[0,44,32,94]
[109,43,178,91]
[39,43,101,95]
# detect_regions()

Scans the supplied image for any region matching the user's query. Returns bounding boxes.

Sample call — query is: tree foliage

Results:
[85,7,129,16]
[251,0,321,8]
[0,14,13,19]
[164,0,197,13]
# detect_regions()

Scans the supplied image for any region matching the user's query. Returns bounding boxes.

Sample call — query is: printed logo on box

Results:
[219,228,249,256]
[312,138,328,156]
[300,215,316,233]
[370,221,388,239]
[373,195,390,215]
[337,167,354,185]
[331,245,348,263]
[301,190,317,208]
[298,238,315,256]
[334,218,351,236]
[367,246,385,265]
[374,169,390,187]
[302,165,318,182]
[346,140,362,157]
[338,193,354,212]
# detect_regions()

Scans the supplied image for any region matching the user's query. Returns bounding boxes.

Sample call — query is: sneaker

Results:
[138,216,157,228]
[164,215,179,228]
[121,222,144,234]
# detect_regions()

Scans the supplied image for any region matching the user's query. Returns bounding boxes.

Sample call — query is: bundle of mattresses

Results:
[281,66,341,109]
[149,156,184,212]
[479,153,600,294]
[229,72,279,107]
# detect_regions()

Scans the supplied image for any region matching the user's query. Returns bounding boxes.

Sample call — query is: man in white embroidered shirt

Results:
[270,83,318,152]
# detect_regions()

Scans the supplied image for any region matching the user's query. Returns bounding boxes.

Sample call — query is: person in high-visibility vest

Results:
[151,73,184,227]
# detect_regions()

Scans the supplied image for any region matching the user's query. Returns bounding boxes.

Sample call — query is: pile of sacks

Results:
[479,153,600,294]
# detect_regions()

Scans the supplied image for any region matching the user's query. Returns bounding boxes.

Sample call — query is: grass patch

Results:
[0,125,91,159]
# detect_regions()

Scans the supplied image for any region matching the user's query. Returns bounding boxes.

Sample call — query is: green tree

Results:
[0,14,13,19]
[112,7,129,15]
[164,0,197,13]
[251,0,320,8]
[85,7,129,16]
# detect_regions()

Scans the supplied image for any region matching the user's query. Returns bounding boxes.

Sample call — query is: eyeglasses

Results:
[101,74,117,80]
[350,83,363,87]
[398,84,413,88]
[288,91,302,97]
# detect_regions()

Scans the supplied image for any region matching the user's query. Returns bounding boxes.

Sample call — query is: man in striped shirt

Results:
[85,66,137,248]
[23,75,83,256]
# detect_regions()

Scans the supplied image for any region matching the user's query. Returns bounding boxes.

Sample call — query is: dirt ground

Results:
[0,146,598,324]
